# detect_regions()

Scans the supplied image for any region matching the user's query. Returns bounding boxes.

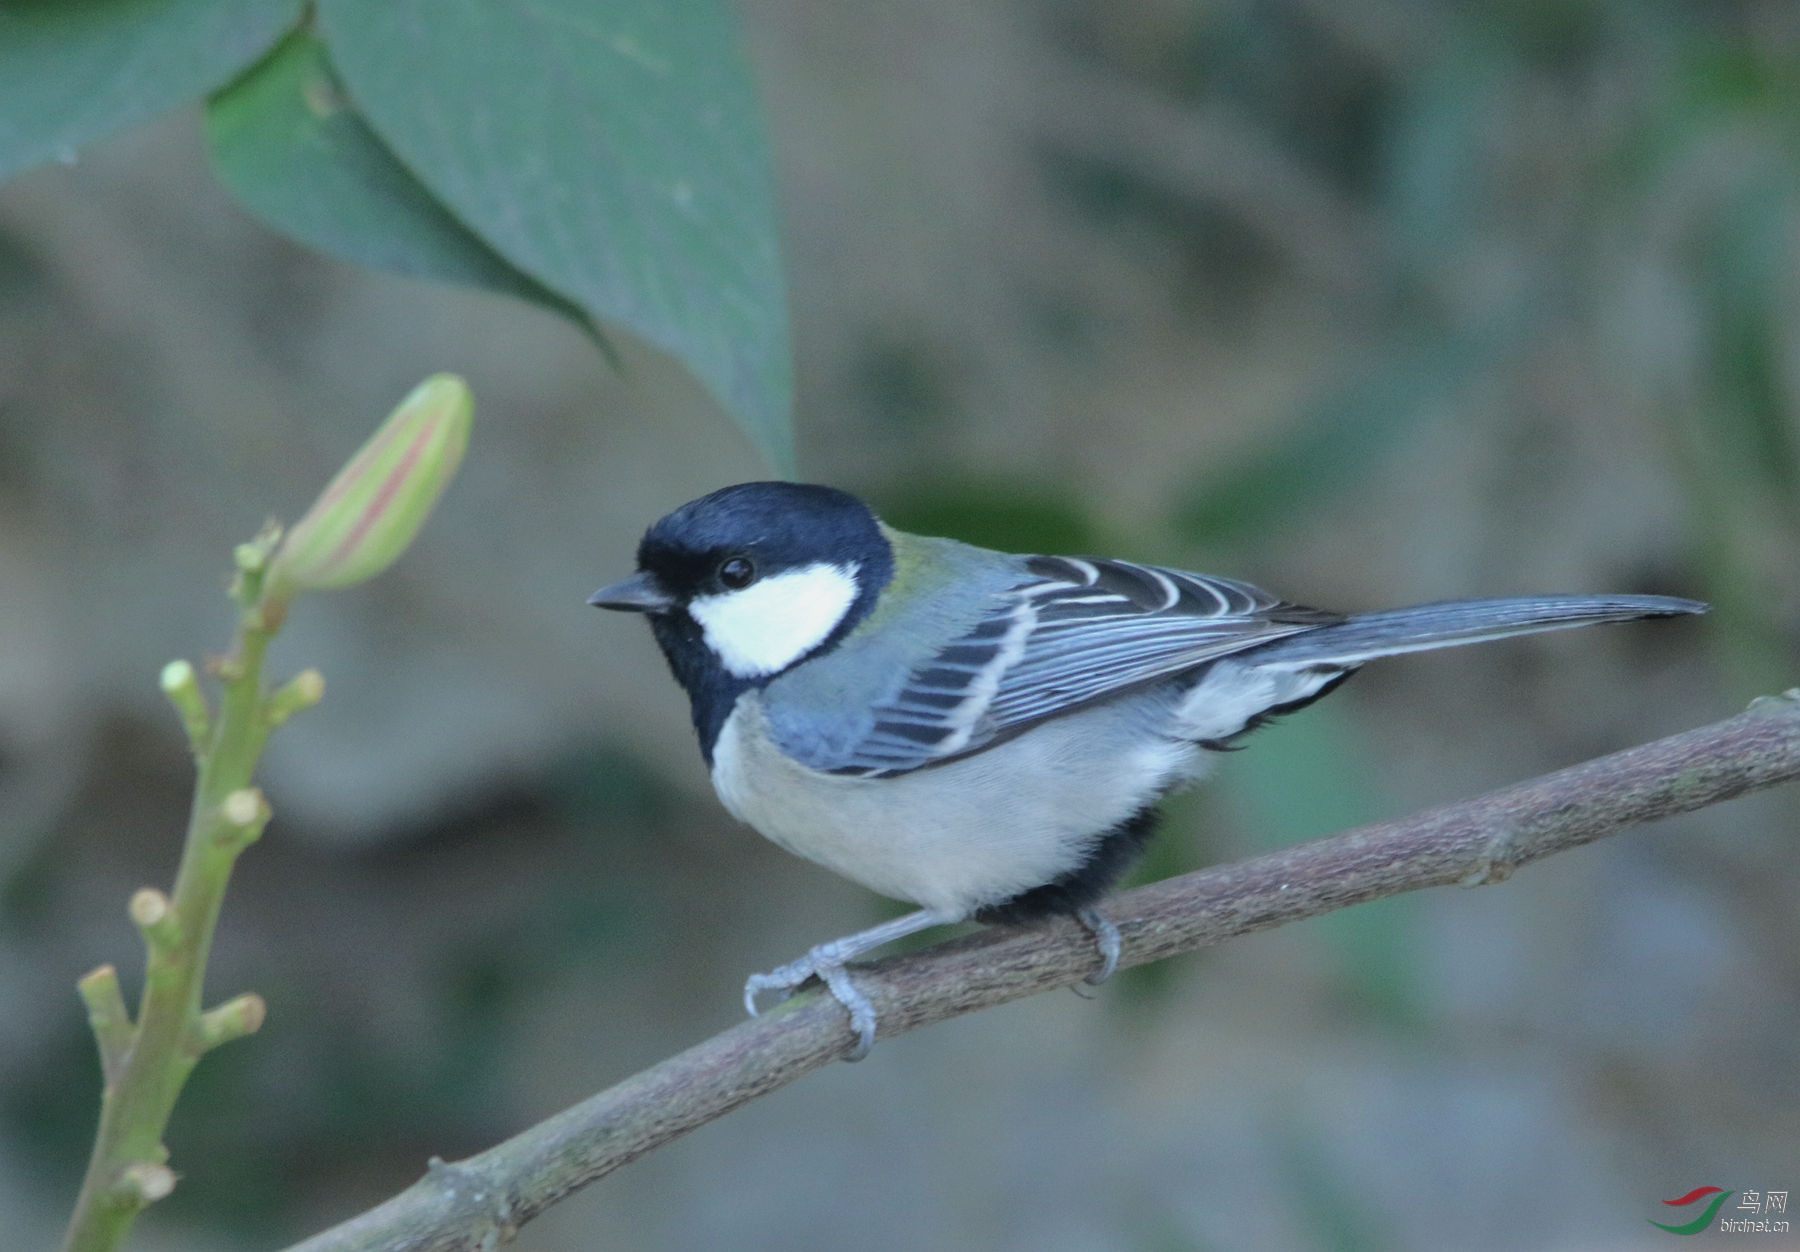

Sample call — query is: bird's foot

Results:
[742,908,956,1061]
[744,946,878,1061]
[1076,906,1121,985]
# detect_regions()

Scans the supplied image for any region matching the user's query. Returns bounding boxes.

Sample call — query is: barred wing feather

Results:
[834,556,1339,777]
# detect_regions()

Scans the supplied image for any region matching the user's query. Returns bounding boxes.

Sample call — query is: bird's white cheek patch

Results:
[689,563,860,678]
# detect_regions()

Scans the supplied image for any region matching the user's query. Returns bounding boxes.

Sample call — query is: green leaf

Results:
[205,28,586,325]
[0,0,301,183]
[315,0,794,474]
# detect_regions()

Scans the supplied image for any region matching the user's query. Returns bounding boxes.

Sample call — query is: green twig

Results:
[76,967,131,1088]
[194,993,269,1054]
[60,591,284,1252]
[158,661,211,757]
[264,669,325,729]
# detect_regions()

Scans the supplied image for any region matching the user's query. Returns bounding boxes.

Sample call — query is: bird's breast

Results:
[709,691,1209,917]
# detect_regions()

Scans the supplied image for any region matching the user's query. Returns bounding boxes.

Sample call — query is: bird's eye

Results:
[717,556,757,590]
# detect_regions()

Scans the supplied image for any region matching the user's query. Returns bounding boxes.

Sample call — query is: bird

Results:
[589,481,1704,1059]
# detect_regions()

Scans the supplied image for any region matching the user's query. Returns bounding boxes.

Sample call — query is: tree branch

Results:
[282,693,1800,1252]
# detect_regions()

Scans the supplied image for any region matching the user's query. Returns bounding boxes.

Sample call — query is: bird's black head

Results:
[589,482,895,759]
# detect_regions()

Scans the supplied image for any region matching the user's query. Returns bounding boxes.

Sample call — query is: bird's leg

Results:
[1075,906,1121,985]
[744,907,958,1060]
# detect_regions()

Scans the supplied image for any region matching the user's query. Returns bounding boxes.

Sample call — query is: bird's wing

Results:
[828,555,1340,777]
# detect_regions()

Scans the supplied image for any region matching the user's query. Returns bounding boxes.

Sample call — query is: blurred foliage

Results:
[1271,1105,1391,1252]
[1044,0,1800,701]
[1173,328,1498,548]
[0,0,792,469]
[1223,704,1425,1033]
[874,476,1104,555]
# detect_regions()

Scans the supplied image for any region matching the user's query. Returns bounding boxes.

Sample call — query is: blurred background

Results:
[3,0,1797,1248]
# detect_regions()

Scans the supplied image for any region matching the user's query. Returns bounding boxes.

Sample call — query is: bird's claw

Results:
[1076,907,1121,985]
[742,959,809,1016]
[744,949,878,1061]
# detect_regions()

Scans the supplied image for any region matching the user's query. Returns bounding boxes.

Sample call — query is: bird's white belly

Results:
[709,693,1208,917]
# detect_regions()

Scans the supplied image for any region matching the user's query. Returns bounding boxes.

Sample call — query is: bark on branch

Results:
[282,694,1800,1252]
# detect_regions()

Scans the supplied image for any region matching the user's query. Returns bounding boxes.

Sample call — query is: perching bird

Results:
[590,481,1703,1058]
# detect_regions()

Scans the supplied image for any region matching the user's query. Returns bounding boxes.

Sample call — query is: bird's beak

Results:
[588,571,677,613]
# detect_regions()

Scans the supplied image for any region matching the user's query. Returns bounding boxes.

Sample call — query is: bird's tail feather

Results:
[1249,594,1705,668]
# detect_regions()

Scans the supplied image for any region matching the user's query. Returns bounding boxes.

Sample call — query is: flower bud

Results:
[269,375,472,593]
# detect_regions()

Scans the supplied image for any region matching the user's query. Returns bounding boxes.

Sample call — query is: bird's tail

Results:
[1248,594,1705,668]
